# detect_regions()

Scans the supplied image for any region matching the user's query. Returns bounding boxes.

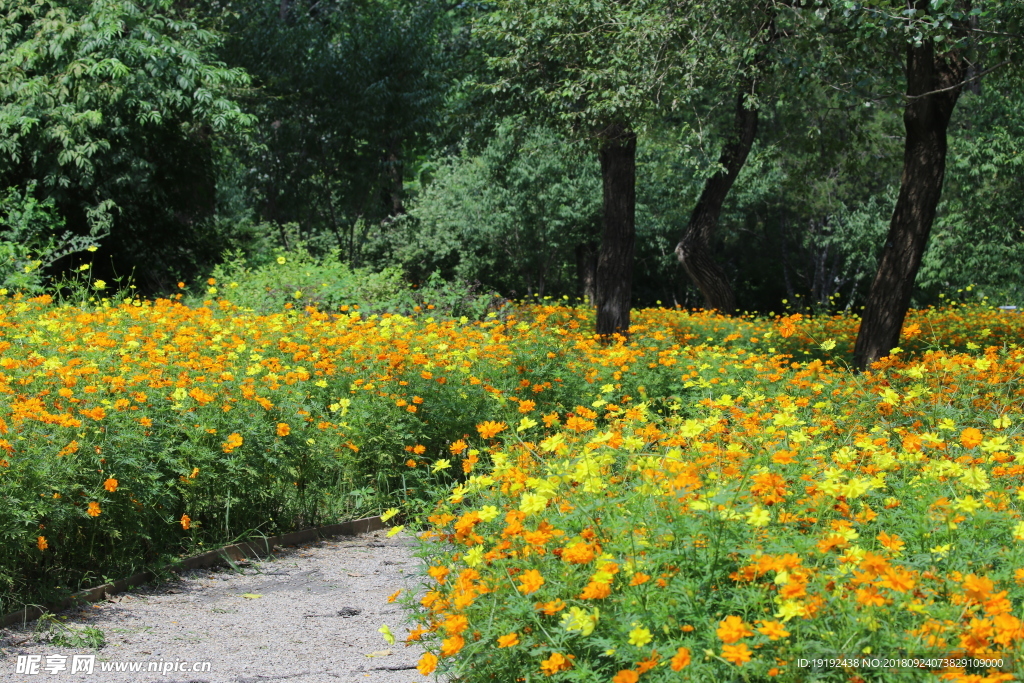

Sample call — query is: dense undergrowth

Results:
[1,292,1022,682]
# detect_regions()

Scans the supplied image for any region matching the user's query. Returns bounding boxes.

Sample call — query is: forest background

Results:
[1,0,1022,366]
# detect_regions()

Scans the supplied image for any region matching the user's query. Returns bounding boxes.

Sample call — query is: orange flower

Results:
[442,614,469,635]
[855,585,887,607]
[37,536,48,551]
[406,459,417,468]
[535,599,566,615]
[276,422,290,436]
[717,615,754,644]
[449,440,468,454]
[878,567,915,593]
[476,421,507,439]
[629,573,651,586]
[636,651,659,674]
[103,478,118,492]
[721,643,753,666]
[417,652,437,675]
[539,653,573,676]
[222,432,243,453]
[427,565,450,584]
[877,531,905,553]
[612,670,639,683]
[180,514,191,530]
[518,399,536,413]
[87,501,101,517]
[565,415,595,432]
[579,581,611,600]
[960,427,983,449]
[756,621,790,640]
[962,574,995,602]
[562,542,596,564]
[387,589,401,603]
[670,646,691,671]
[440,634,465,656]
[517,569,545,594]
[497,632,519,648]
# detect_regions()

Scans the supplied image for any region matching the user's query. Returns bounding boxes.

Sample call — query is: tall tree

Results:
[216,0,450,261]
[477,0,694,336]
[828,0,1024,369]
[675,3,779,314]
[0,0,254,290]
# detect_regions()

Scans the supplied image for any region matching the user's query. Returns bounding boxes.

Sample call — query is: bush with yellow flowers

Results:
[402,338,1024,682]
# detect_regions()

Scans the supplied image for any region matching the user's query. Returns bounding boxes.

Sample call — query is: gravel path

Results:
[1,532,438,683]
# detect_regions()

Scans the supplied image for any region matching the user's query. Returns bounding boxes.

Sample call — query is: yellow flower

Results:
[561,606,599,636]
[78,263,90,271]
[92,280,107,290]
[87,245,98,252]
[431,458,452,473]
[386,525,404,538]
[745,505,770,527]
[774,600,805,622]
[959,466,990,491]
[380,508,399,523]
[378,624,395,645]
[628,625,652,647]
[953,495,982,514]
[517,416,538,432]
[520,492,548,515]
[820,339,836,351]
[464,546,484,567]
[1012,522,1024,541]
[277,256,287,265]
[478,505,500,522]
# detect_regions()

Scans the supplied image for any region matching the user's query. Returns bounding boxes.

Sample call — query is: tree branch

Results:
[904,59,1011,100]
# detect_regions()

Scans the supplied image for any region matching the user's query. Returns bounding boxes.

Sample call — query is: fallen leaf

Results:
[241,593,262,599]
[365,649,392,658]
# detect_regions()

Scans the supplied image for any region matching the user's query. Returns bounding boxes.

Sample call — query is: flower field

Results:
[2,293,1023,681]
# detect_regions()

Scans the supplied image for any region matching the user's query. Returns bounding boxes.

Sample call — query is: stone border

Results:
[0,515,384,629]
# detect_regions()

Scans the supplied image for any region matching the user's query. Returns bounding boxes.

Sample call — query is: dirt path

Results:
[1,532,438,683]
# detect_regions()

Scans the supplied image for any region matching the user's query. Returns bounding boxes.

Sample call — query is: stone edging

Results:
[0,515,384,629]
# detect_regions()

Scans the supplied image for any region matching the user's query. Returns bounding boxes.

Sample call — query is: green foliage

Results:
[370,121,601,297]
[201,245,508,320]
[0,0,255,291]
[0,184,106,294]
[34,614,106,649]
[919,86,1024,304]
[215,0,452,259]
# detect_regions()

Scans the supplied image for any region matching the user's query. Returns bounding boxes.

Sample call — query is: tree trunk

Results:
[384,135,404,216]
[595,123,636,337]
[576,241,598,305]
[675,82,759,314]
[852,37,966,370]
